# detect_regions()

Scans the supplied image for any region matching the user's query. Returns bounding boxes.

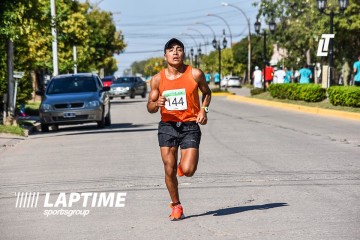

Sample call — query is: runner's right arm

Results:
[147,73,166,113]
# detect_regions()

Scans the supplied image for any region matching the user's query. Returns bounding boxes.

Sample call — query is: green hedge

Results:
[327,86,360,108]
[269,83,327,102]
[250,88,264,96]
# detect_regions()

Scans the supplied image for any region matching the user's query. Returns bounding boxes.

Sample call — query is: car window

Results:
[95,76,103,88]
[113,77,136,84]
[102,76,114,82]
[46,77,97,94]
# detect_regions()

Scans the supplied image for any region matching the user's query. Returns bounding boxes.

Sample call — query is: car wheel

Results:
[52,124,59,131]
[97,110,105,128]
[121,96,125,99]
[105,107,111,126]
[41,124,49,132]
[130,90,135,99]
[141,89,146,98]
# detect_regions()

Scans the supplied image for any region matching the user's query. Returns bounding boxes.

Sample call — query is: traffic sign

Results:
[13,71,25,78]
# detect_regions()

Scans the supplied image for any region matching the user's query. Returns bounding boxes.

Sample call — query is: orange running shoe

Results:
[169,203,185,221]
[177,164,184,177]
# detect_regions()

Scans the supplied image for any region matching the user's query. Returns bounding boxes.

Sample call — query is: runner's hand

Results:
[157,96,167,107]
[196,111,207,125]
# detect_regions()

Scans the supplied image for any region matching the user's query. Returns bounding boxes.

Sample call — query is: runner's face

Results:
[165,44,184,64]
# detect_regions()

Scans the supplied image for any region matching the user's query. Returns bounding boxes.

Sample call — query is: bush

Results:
[211,87,229,93]
[269,83,326,102]
[327,86,360,108]
[250,88,264,96]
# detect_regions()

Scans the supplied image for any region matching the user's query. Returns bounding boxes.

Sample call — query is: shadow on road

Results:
[110,99,147,105]
[32,122,158,138]
[185,202,288,219]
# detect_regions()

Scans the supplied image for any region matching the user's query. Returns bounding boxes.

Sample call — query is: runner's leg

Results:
[179,148,199,177]
[160,146,180,203]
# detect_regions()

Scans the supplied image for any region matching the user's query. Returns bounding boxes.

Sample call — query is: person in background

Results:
[213,72,220,86]
[284,67,293,83]
[299,64,312,84]
[353,54,360,86]
[274,66,286,84]
[205,71,211,84]
[262,62,274,89]
[252,66,262,88]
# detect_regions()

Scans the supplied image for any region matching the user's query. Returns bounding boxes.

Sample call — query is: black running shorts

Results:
[158,121,201,149]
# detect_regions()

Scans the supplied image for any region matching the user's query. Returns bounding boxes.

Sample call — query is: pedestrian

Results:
[252,66,262,88]
[213,72,220,86]
[205,71,211,84]
[316,63,322,83]
[274,66,286,84]
[146,38,211,221]
[262,62,274,89]
[353,54,360,86]
[299,64,312,84]
[284,67,293,83]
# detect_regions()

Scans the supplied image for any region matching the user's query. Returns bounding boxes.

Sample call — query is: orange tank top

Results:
[159,65,200,122]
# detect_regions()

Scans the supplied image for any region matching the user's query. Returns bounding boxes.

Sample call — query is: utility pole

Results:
[6,39,15,119]
[51,0,59,76]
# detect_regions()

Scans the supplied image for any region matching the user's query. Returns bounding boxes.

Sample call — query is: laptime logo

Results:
[317,34,335,57]
[15,192,127,217]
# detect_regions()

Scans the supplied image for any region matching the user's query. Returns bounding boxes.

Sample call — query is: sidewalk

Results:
[0,133,26,150]
[223,87,360,122]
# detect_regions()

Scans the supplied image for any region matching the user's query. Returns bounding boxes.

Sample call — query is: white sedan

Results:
[221,76,241,87]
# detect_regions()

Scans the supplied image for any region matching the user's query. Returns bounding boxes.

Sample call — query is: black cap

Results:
[164,38,184,53]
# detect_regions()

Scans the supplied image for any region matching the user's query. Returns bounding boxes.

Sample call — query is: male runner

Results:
[147,38,211,220]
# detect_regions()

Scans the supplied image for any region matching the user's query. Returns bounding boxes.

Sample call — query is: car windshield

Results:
[46,77,97,94]
[113,77,136,84]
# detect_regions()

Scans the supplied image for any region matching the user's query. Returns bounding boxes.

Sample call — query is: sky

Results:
[93,0,261,76]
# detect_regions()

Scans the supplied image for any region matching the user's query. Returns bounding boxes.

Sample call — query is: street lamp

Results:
[212,30,228,90]
[187,28,208,54]
[255,18,276,92]
[316,0,348,86]
[197,44,202,68]
[190,47,194,65]
[222,2,251,84]
[195,21,217,50]
[206,13,233,46]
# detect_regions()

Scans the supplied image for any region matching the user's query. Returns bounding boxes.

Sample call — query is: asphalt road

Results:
[0,95,359,240]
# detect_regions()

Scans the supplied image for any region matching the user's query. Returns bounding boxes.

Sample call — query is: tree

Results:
[144,58,166,77]
[233,34,273,73]
[254,0,360,75]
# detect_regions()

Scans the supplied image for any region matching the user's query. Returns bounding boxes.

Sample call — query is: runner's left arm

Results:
[193,68,211,125]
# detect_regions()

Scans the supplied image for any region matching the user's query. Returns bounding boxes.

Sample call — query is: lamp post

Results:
[50,0,59,76]
[316,0,348,87]
[197,44,202,68]
[206,13,233,46]
[195,21,217,49]
[190,47,194,65]
[254,18,276,92]
[187,28,208,54]
[222,2,251,84]
[212,30,228,90]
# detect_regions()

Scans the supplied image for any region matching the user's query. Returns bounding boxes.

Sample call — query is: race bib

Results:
[162,88,188,111]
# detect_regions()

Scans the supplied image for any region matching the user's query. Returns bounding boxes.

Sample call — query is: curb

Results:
[227,95,360,122]
[211,92,235,97]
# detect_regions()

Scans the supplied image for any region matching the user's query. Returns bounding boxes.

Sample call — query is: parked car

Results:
[38,73,111,132]
[109,76,147,99]
[221,76,241,88]
[101,75,115,87]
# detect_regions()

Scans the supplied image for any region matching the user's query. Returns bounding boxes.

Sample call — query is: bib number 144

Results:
[162,88,188,111]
